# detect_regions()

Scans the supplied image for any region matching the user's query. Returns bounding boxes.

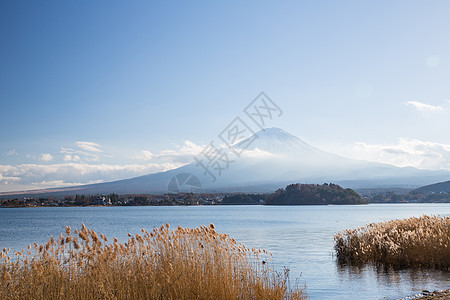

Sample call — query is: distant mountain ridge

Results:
[1,128,450,198]
[414,180,450,194]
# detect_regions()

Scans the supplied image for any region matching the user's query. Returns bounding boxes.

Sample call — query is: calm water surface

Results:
[1,204,449,299]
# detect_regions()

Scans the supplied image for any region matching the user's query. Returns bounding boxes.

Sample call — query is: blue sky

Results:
[1,1,450,192]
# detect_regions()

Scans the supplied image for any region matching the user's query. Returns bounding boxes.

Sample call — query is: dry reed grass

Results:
[334,215,449,269]
[1,223,306,299]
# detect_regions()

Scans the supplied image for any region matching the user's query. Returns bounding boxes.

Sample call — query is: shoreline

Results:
[1,202,449,209]
[418,290,450,299]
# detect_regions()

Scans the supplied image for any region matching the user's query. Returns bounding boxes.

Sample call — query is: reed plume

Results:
[1,223,306,299]
[334,215,449,269]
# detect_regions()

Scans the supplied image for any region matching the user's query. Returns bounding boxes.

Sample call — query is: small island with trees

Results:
[221,183,366,205]
[265,183,366,205]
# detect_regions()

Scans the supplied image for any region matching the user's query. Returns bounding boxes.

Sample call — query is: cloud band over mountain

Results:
[1,128,450,194]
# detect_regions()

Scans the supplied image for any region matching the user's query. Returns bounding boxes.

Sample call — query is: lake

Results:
[1,204,449,299]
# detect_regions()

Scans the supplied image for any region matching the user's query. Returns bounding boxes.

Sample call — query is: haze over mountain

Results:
[1,128,449,197]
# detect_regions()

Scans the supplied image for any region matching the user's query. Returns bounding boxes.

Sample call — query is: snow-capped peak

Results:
[234,127,321,155]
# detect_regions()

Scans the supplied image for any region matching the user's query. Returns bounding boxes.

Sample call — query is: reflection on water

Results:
[337,262,449,298]
[0,204,449,299]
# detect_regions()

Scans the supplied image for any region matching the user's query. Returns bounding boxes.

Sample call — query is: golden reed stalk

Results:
[334,215,449,269]
[1,223,306,299]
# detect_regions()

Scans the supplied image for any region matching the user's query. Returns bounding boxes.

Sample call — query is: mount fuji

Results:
[2,128,450,196]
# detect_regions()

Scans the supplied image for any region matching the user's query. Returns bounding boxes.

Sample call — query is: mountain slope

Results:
[414,180,450,194]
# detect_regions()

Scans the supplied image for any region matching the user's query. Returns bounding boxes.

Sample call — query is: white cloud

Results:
[0,172,21,185]
[0,162,184,192]
[132,150,154,161]
[406,101,443,112]
[241,148,274,159]
[133,140,278,164]
[63,154,81,162]
[32,179,104,187]
[38,153,54,162]
[1,140,206,192]
[133,140,204,163]
[158,140,205,163]
[60,141,104,162]
[352,138,450,170]
[0,140,280,193]
[6,149,18,156]
[75,141,103,153]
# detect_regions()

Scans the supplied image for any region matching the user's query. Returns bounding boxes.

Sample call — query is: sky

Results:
[1,1,450,192]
